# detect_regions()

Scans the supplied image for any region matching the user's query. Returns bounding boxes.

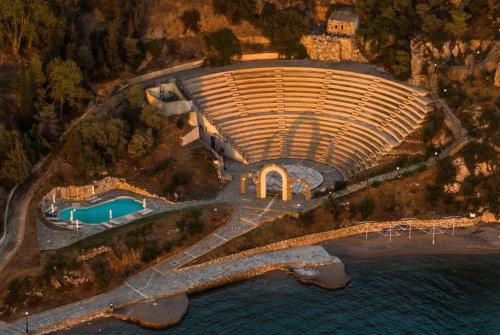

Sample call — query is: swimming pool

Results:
[59,197,144,224]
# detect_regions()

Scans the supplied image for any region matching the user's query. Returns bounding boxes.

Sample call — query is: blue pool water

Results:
[54,253,500,334]
[59,197,143,224]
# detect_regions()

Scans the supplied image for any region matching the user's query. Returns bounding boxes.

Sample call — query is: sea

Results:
[55,253,500,335]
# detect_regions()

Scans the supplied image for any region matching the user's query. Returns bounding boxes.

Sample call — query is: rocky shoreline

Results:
[111,293,188,330]
[107,256,350,331]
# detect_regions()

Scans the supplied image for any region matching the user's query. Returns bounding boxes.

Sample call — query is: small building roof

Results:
[329,8,358,23]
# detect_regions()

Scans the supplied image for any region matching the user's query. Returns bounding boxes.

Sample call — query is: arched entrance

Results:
[256,164,291,201]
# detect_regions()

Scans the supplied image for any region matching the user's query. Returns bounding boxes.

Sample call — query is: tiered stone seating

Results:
[181,65,432,177]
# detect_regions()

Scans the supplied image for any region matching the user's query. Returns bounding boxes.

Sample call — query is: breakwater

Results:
[0,246,345,334]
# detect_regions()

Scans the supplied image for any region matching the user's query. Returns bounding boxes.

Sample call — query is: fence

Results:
[182,217,481,270]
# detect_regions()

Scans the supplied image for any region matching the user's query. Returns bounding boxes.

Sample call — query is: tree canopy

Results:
[0,0,56,55]
[46,58,88,119]
[204,28,241,66]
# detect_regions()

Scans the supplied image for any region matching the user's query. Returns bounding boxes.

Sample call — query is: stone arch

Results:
[256,164,291,201]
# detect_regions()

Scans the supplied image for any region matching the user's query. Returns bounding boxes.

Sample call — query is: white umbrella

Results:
[143,198,146,209]
[109,209,113,220]
[51,203,55,214]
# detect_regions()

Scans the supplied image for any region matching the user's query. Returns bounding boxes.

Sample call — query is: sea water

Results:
[54,254,500,334]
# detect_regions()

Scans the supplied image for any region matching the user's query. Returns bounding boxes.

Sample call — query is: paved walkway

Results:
[0,245,337,334]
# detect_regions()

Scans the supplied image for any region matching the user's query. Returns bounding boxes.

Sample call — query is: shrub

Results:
[187,218,204,235]
[460,141,495,172]
[123,263,141,277]
[180,9,201,33]
[147,40,163,58]
[299,209,314,224]
[91,260,112,288]
[426,184,443,204]
[358,196,375,219]
[212,0,256,24]
[204,28,241,66]
[162,241,173,252]
[141,240,160,262]
[128,128,154,159]
[436,157,457,185]
[166,170,193,193]
[422,110,445,143]
[334,180,348,191]
[43,254,69,282]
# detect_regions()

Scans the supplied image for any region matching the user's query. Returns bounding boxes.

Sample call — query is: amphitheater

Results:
[175,59,434,179]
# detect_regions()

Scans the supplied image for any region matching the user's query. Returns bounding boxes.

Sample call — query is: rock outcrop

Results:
[410,37,499,87]
[301,34,367,63]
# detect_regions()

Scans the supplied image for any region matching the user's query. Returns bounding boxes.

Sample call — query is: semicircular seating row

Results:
[181,67,433,177]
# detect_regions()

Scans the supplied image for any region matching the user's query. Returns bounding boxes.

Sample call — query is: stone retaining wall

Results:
[46,177,173,203]
[182,217,481,271]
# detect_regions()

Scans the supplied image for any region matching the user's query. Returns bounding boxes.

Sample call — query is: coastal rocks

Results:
[290,258,350,290]
[112,294,188,330]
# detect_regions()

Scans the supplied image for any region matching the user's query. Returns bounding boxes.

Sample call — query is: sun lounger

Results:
[89,197,102,203]
[140,208,154,215]
[102,222,113,228]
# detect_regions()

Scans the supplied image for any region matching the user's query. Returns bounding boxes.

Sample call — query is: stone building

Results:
[301,6,365,63]
[326,8,359,36]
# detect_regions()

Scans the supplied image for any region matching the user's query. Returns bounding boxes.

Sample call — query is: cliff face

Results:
[146,0,264,41]
[410,38,498,85]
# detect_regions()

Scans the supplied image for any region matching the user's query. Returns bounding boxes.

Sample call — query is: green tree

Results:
[445,10,471,38]
[0,0,55,55]
[63,117,128,176]
[180,9,201,33]
[46,58,88,120]
[358,196,375,219]
[460,141,495,172]
[259,9,308,58]
[140,104,168,133]
[123,36,141,68]
[204,28,241,66]
[0,138,31,188]
[104,22,123,76]
[19,66,33,131]
[128,128,154,159]
[126,84,145,110]
[436,157,457,185]
[76,44,96,77]
[212,0,256,24]
[35,103,60,143]
[392,49,411,79]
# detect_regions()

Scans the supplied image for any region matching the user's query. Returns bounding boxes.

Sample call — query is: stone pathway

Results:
[0,245,337,334]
